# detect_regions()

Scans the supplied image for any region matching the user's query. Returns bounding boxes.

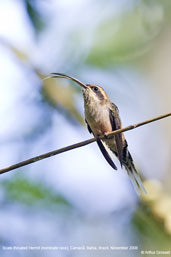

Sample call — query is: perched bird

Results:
[50,73,146,194]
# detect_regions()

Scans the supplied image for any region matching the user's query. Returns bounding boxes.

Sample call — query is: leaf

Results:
[86,0,164,66]
[1,174,72,208]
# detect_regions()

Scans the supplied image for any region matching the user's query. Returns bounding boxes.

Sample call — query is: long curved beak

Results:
[50,73,88,89]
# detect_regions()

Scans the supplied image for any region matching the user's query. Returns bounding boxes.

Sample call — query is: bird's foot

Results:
[103,132,109,139]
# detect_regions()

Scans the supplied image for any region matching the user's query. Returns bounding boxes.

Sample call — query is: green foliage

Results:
[25,0,45,32]
[132,203,171,249]
[1,174,71,208]
[86,1,164,66]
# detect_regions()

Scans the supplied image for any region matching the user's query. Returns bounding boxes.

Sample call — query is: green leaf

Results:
[86,1,164,66]
[1,174,71,208]
[25,0,45,32]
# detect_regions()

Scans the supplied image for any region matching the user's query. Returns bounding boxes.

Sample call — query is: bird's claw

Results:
[103,132,109,139]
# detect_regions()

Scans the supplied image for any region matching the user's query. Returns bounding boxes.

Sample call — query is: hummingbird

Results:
[50,73,146,194]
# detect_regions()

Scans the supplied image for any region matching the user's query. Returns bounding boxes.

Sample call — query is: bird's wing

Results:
[96,138,117,170]
[109,103,123,166]
[85,119,92,134]
[85,119,117,170]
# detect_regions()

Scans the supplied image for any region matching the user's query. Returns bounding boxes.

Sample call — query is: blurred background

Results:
[0,0,171,256]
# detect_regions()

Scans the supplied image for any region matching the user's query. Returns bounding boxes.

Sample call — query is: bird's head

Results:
[83,84,109,105]
[50,73,109,105]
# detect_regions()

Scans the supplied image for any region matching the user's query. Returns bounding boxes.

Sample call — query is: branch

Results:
[0,113,170,175]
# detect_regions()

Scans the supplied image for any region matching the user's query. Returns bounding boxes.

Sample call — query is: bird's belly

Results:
[85,106,112,136]
[91,121,111,135]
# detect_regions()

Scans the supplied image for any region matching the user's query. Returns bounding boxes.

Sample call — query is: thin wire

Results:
[0,112,170,175]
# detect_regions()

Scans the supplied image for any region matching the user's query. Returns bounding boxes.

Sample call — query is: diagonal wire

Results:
[0,112,170,175]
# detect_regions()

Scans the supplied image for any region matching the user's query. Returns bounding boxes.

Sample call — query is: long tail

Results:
[123,147,147,195]
[102,138,146,195]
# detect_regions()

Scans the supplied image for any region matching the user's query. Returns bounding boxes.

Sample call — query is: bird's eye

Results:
[92,87,99,92]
